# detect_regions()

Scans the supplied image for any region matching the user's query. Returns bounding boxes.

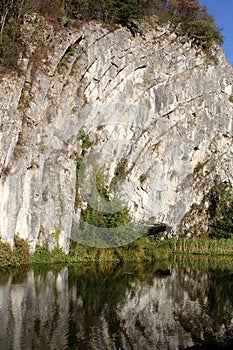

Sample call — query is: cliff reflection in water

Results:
[0,260,233,350]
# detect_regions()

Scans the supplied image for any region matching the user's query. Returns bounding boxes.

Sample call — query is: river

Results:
[0,257,233,349]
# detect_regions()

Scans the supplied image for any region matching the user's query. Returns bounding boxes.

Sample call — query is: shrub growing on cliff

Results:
[180,18,224,48]
[81,204,131,228]
[78,126,94,149]
[211,184,233,239]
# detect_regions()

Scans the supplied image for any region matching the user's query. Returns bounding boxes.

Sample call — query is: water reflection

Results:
[0,259,232,350]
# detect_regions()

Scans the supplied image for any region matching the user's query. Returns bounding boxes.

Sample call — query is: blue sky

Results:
[200,1,233,65]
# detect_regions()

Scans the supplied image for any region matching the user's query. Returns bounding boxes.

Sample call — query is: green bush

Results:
[0,236,29,267]
[81,204,131,228]
[211,184,233,239]
[181,19,224,48]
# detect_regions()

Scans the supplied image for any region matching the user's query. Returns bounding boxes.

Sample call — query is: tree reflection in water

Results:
[0,258,232,350]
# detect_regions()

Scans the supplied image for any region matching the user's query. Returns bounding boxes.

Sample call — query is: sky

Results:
[200,0,233,65]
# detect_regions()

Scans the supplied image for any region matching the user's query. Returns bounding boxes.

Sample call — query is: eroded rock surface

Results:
[0,18,232,251]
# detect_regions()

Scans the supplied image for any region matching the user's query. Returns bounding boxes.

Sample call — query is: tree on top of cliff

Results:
[60,0,223,46]
[170,0,202,20]
[0,0,224,70]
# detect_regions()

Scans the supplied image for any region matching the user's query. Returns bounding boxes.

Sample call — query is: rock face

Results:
[0,17,232,252]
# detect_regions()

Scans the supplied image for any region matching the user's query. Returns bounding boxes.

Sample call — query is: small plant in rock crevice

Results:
[78,126,94,150]
[110,158,128,191]
[139,173,147,184]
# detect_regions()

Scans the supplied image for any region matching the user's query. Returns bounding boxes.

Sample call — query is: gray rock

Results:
[0,18,232,251]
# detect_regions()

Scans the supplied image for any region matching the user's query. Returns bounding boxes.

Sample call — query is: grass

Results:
[171,236,233,256]
[29,236,172,266]
[1,235,233,268]
[0,236,29,268]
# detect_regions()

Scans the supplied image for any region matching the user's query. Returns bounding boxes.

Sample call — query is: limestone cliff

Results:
[0,17,232,252]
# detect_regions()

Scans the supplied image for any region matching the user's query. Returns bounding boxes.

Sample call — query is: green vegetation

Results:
[1,234,233,268]
[172,236,233,256]
[74,127,94,209]
[74,157,131,229]
[0,236,29,268]
[206,53,219,65]
[77,126,94,150]
[228,95,233,103]
[181,182,233,239]
[74,156,83,208]
[79,160,131,233]
[0,0,224,70]
[139,173,147,183]
[95,168,110,200]
[30,244,69,264]
[110,157,128,191]
[113,158,128,179]
[211,183,233,239]
[173,253,233,272]
[1,181,232,268]
[178,15,224,49]
[69,236,170,264]
[60,44,75,67]
[0,16,22,69]
[193,161,204,175]
[61,0,224,51]
[81,204,131,228]
[62,0,143,26]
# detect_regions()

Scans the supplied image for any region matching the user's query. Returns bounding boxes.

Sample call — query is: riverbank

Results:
[1,235,233,268]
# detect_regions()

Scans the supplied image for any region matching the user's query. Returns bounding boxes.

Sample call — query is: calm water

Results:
[0,258,233,350]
